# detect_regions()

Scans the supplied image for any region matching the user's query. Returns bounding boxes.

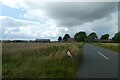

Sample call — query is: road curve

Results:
[76,43,118,78]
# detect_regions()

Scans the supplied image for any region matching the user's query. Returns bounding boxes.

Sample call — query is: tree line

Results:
[58,31,120,43]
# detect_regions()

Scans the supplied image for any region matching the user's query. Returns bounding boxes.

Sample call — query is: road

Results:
[76,43,118,78]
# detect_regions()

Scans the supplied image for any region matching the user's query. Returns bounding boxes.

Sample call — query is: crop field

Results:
[93,43,120,53]
[2,42,83,78]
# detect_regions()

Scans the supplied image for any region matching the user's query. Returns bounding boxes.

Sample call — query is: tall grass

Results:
[93,43,119,53]
[0,43,2,79]
[2,43,83,78]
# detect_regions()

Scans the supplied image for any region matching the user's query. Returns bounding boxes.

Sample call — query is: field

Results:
[93,43,120,53]
[2,42,83,78]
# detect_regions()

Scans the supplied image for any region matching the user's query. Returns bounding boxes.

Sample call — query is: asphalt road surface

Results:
[76,43,118,78]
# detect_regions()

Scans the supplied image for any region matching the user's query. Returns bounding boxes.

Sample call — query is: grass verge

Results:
[93,43,120,53]
[2,43,83,78]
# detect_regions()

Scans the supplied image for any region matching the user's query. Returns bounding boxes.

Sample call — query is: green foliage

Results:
[86,32,98,42]
[58,36,62,42]
[74,31,87,42]
[63,34,70,42]
[112,32,120,43]
[100,34,109,40]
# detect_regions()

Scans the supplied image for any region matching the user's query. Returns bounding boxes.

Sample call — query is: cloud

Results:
[37,2,117,27]
[1,16,41,27]
[0,1,118,40]
[28,2,117,38]
[0,0,27,9]
[22,2,118,29]
[1,16,67,40]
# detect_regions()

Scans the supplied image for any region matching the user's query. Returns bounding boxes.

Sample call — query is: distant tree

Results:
[63,34,70,42]
[58,36,62,42]
[74,31,87,42]
[87,32,98,42]
[112,32,120,43]
[100,34,109,40]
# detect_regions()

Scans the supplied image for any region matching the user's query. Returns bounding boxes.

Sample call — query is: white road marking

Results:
[97,51,109,60]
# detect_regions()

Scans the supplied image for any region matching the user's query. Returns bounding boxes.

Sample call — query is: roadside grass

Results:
[93,43,120,53]
[0,43,2,78]
[2,43,83,78]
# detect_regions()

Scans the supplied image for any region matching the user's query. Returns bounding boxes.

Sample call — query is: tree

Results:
[112,32,120,43]
[87,32,98,42]
[74,31,87,42]
[100,34,109,40]
[58,36,62,42]
[63,34,70,42]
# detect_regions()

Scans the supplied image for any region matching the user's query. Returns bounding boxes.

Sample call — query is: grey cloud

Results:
[89,13,118,38]
[41,2,118,27]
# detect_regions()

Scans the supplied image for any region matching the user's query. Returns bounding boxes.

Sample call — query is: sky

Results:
[0,0,119,41]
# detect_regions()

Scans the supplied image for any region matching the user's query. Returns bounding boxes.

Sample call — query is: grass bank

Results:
[2,43,83,78]
[93,43,119,53]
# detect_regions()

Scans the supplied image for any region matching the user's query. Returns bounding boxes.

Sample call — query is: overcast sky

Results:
[0,0,119,41]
